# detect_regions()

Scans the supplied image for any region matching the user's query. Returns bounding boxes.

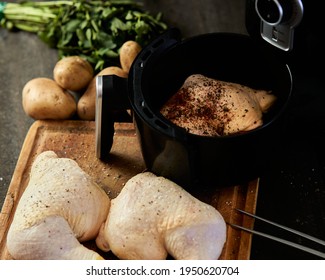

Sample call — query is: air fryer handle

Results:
[96,28,182,160]
[95,75,131,160]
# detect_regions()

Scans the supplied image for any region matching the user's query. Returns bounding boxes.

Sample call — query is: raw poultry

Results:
[6,151,110,260]
[96,172,227,260]
[160,74,277,136]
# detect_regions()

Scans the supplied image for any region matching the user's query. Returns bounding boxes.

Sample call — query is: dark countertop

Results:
[1,0,324,260]
[0,27,58,207]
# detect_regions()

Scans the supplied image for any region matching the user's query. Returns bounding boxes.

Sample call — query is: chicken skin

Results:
[160,74,277,136]
[96,172,226,260]
[7,151,110,260]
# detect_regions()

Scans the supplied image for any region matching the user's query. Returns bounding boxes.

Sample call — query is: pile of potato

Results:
[22,41,142,121]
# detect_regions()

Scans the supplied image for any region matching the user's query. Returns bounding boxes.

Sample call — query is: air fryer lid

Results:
[127,28,292,188]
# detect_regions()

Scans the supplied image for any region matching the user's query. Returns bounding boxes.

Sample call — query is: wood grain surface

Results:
[0,120,258,260]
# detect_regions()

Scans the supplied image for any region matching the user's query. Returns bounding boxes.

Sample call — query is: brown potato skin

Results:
[22,77,77,120]
[77,66,128,120]
[119,41,142,73]
[53,56,94,92]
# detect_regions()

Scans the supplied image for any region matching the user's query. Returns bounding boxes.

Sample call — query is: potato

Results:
[22,77,77,120]
[53,56,94,92]
[119,40,142,73]
[77,66,128,120]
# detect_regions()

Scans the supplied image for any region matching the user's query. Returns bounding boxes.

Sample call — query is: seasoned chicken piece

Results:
[160,74,277,136]
[7,151,110,260]
[96,172,226,260]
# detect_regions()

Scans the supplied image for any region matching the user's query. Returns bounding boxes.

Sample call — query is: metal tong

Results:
[229,209,325,259]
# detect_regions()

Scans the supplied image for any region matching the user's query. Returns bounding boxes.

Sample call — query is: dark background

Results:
[1,0,324,259]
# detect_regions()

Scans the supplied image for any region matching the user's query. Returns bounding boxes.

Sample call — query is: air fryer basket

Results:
[127,29,292,189]
[97,28,292,190]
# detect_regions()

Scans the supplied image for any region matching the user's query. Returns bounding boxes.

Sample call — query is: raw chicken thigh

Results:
[7,151,110,260]
[160,74,277,136]
[96,172,226,260]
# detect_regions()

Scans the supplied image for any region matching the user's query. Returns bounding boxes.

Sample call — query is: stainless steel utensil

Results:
[229,209,325,259]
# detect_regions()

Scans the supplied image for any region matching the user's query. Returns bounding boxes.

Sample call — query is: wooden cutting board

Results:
[0,120,259,260]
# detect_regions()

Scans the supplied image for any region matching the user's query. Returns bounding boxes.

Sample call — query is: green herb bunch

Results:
[0,0,168,71]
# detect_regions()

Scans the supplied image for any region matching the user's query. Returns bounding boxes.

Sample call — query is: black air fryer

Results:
[95,0,322,192]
